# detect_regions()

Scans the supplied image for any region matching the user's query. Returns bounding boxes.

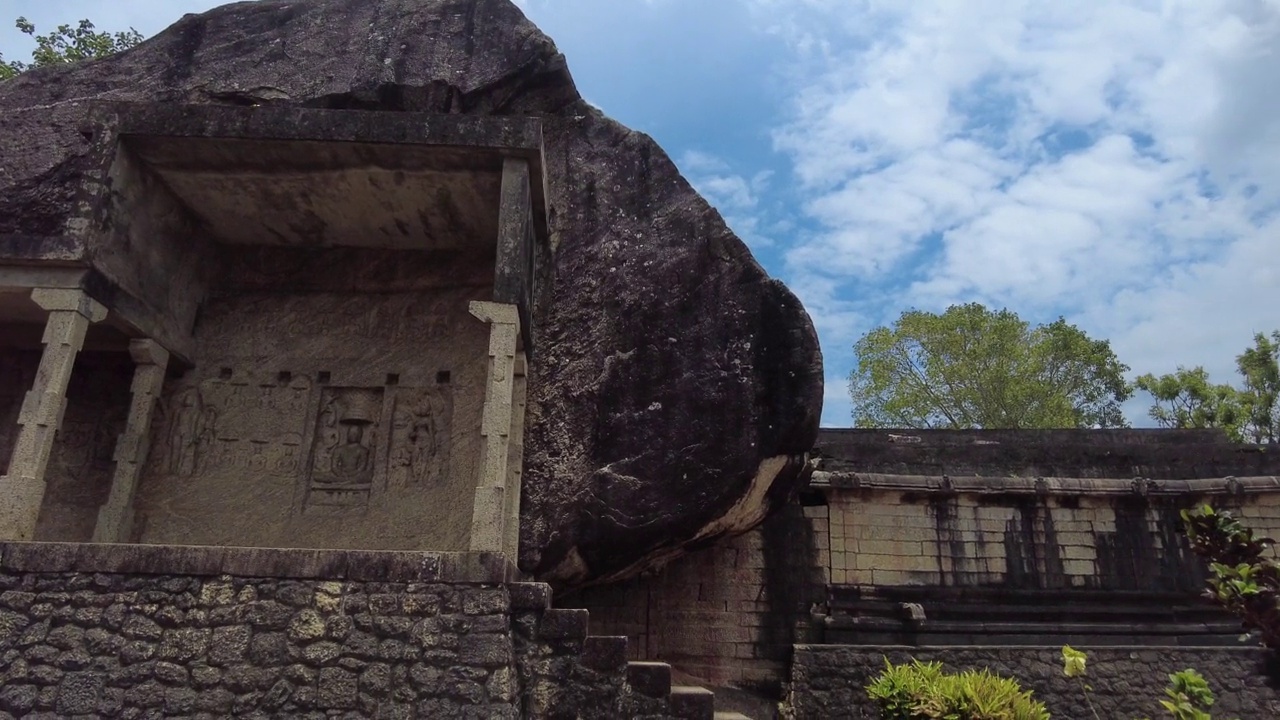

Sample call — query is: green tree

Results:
[848,303,1132,429]
[1235,331,1280,443]
[1133,367,1244,440]
[1134,331,1280,443]
[0,17,143,81]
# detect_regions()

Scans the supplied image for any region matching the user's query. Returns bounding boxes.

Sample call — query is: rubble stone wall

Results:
[0,543,520,719]
[786,645,1280,719]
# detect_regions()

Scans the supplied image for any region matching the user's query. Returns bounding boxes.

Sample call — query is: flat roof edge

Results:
[89,101,543,154]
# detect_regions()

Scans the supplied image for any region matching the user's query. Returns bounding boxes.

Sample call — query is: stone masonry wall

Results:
[825,487,1280,590]
[0,543,520,719]
[569,502,828,694]
[786,645,1280,719]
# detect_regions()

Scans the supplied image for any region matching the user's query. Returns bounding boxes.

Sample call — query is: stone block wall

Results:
[786,645,1280,719]
[0,544,521,719]
[569,503,827,694]
[822,485,1280,591]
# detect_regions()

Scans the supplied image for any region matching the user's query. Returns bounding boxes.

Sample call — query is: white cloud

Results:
[750,0,1280,425]
[678,150,778,248]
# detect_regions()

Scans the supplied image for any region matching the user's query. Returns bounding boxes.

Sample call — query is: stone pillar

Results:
[467,301,520,555]
[93,339,170,544]
[503,352,528,561]
[0,288,107,541]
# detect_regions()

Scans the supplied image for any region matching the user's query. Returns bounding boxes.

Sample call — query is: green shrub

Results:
[866,659,1050,720]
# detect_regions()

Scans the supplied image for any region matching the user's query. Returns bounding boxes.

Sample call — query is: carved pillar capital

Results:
[31,287,108,322]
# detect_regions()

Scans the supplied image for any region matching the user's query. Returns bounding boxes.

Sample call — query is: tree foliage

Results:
[1135,331,1280,443]
[0,17,143,81]
[1133,368,1243,438]
[1182,504,1280,650]
[848,303,1132,429]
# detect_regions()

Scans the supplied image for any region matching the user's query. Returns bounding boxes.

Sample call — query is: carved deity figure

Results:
[391,386,451,486]
[167,388,209,477]
[331,423,372,482]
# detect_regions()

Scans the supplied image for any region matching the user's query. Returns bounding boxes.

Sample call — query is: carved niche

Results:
[146,370,455,513]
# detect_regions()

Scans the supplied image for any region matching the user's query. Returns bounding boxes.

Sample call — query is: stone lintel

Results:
[82,268,195,365]
[0,543,514,583]
[0,266,89,290]
[107,102,544,156]
[31,287,108,321]
[0,235,88,264]
[127,337,170,366]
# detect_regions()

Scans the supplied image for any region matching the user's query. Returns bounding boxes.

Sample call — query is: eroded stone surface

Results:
[0,0,823,586]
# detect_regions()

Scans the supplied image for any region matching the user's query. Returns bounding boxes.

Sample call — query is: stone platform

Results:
[0,542,751,719]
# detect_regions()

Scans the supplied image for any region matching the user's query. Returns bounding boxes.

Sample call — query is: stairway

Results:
[509,582,756,719]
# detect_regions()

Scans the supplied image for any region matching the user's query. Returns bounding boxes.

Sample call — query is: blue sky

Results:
[5,0,1280,428]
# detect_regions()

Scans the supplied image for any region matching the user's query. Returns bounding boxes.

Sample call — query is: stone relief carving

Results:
[154,372,316,479]
[146,367,458,517]
[164,388,211,477]
[307,387,384,506]
[389,384,453,488]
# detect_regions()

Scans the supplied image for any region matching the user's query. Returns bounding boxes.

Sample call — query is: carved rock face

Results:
[0,0,823,588]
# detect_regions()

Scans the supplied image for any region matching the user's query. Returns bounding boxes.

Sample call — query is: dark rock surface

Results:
[0,0,823,587]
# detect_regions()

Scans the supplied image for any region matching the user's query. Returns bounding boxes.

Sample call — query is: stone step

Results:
[537,607,590,641]
[713,713,756,720]
[581,635,628,672]
[626,660,672,698]
[507,581,552,611]
[669,685,716,720]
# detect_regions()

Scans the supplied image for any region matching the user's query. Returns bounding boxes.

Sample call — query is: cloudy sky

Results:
[5,0,1279,427]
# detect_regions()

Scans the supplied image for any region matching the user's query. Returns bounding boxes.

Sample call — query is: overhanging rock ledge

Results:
[0,0,824,589]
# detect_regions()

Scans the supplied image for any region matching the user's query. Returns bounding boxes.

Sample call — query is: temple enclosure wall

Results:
[573,429,1280,716]
[0,543,713,720]
[786,645,1280,719]
[0,545,521,718]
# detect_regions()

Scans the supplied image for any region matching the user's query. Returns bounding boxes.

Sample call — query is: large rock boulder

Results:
[0,0,823,588]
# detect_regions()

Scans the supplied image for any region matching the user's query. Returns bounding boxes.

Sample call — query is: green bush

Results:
[866,659,1050,720]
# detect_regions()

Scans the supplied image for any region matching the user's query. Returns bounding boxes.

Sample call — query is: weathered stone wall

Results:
[131,246,496,553]
[0,542,714,720]
[570,503,827,694]
[786,645,1280,719]
[0,543,520,719]
[815,429,1280,592]
[823,487,1280,590]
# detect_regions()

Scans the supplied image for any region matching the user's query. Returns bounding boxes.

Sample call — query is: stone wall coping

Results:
[811,471,1280,497]
[0,542,514,583]
[794,643,1269,653]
